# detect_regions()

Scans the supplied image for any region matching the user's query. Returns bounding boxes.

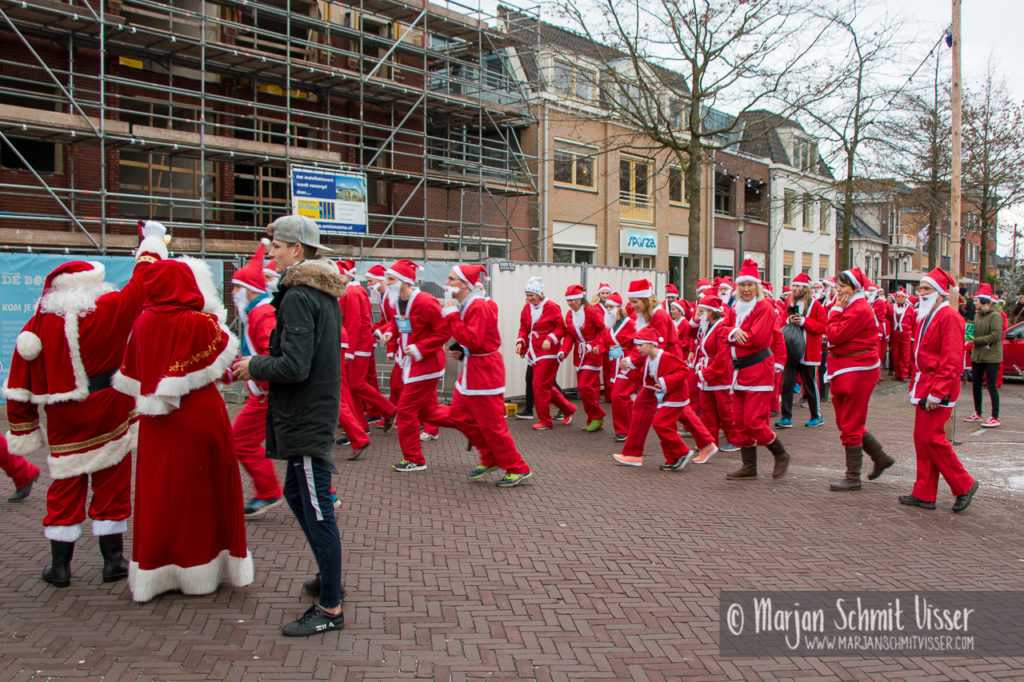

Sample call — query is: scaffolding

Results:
[0,0,541,260]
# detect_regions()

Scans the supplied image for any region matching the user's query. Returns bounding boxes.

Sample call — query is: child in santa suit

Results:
[592,283,616,402]
[558,284,606,432]
[0,360,40,502]
[900,268,979,513]
[114,258,253,602]
[890,288,915,382]
[603,293,637,442]
[516,277,576,430]
[692,295,743,459]
[825,268,895,491]
[230,241,285,518]
[4,224,167,588]
[378,260,449,472]
[438,264,533,487]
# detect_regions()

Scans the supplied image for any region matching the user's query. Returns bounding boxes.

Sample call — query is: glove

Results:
[139,219,171,245]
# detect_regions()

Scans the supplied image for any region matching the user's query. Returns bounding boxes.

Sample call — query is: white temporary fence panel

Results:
[582,266,666,301]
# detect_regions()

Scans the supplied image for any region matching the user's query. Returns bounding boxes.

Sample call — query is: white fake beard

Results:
[572,305,585,328]
[698,315,709,337]
[917,292,939,322]
[718,288,731,300]
[232,290,249,324]
[604,307,617,328]
[369,286,383,306]
[734,297,756,325]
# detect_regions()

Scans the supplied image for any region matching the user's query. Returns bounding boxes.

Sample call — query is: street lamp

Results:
[736,219,745,276]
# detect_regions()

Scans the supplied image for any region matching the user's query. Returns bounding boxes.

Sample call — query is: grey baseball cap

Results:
[269,214,334,252]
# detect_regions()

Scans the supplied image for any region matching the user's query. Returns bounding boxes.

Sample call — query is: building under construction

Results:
[0,0,540,261]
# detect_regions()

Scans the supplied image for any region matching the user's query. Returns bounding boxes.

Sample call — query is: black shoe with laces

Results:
[282,604,345,636]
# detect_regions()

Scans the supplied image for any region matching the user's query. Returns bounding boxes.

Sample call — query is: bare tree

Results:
[962,65,1024,281]
[552,0,835,293]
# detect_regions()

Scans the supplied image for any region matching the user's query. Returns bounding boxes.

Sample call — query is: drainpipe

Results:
[540,101,548,262]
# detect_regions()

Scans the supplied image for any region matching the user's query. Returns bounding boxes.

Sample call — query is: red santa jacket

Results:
[4,240,165,479]
[891,302,916,339]
[910,302,965,406]
[727,298,776,391]
[242,294,275,397]
[872,297,893,340]
[640,348,690,407]
[443,293,505,395]
[516,298,565,365]
[825,294,880,381]
[694,318,734,391]
[384,289,448,384]
[342,282,375,357]
[632,307,681,360]
[559,303,605,372]
[603,316,637,381]
[786,295,827,365]
[372,292,400,358]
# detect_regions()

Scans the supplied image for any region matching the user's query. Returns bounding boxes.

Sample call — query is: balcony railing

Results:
[619,193,652,223]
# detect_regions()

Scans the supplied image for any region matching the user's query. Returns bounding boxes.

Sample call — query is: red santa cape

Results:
[113,258,252,602]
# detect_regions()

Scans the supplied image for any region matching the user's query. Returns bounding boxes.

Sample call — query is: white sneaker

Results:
[514,412,535,420]
[964,413,983,422]
[419,431,440,441]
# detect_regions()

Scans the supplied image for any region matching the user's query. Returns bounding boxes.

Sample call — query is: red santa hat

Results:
[365,264,388,283]
[735,259,761,285]
[524,276,544,296]
[718,276,734,291]
[781,285,792,295]
[596,282,612,294]
[670,300,687,313]
[626,279,653,299]
[386,259,420,285]
[452,263,488,289]
[230,242,268,294]
[698,294,723,312]
[605,292,623,307]
[565,284,585,300]
[823,276,836,288]
[665,283,679,298]
[909,295,919,305]
[791,272,812,287]
[264,260,278,277]
[633,326,662,346]
[975,283,994,301]
[837,268,868,292]
[920,267,957,296]
[895,287,908,298]
[696,278,712,294]
[339,259,357,279]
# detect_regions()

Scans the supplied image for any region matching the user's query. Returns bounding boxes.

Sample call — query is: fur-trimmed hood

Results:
[280,259,345,298]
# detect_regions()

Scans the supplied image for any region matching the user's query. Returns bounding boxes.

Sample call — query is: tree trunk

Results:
[685,137,703,298]
[840,155,856,271]
[978,220,989,284]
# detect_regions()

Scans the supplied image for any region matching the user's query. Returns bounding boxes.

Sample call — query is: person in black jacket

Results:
[233,214,346,637]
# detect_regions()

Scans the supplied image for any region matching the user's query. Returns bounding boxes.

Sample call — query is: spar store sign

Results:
[619,228,658,255]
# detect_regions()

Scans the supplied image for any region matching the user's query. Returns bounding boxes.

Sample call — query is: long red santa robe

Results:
[517,297,575,428]
[559,302,606,425]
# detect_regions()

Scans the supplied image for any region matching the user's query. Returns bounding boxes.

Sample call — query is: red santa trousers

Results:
[891,333,912,380]
[231,395,282,501]
[389,363,439,436]
[602,357,617,402]
[337,375,371,449]
[0,435,39,489]
[687,372,701,415]
[395,377,442,466]
[651,404,692,464]
[771,371,783,412]
[575,368,605,423]
[620,389,657,458]
[829,368,878,447]
[676,404,714,449]
[346,355,396,420]
[732,389,775,447]
[532,358,575,428]
[699,389,744,447]
[911,406,976,502]
[427,391,530,474]
[611,374,639,435]
[43,455,131,529]
[878,337,888,369]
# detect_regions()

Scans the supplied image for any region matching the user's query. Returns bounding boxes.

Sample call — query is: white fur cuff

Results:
[6,428,45,455]
[92,519,128,536]
[45,524,82,543]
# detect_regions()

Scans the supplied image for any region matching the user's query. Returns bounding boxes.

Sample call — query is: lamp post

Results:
[736,219,745,276]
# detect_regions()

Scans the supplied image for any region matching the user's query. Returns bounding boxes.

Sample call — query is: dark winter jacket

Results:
[971,306,1004,364]
[249,258,344,470]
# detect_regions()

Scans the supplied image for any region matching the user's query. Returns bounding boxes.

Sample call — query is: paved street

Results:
[1,377,1022,680]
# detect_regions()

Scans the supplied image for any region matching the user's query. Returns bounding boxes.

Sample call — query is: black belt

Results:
[88,369,116,394]
[732,348,771,370]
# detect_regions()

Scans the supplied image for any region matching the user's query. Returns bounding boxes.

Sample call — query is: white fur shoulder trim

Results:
[129,549,254,603]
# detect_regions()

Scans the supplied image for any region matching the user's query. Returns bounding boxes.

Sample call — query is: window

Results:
[792,138,818,173]
[554,247,594,264]
[0,74,62,173]
[619,255,653,268]
[783,189,796,228]
[668,166,687,204]
[714,173,732,215]
[553,148,595,189]
[802,252,813,275]
[744,180,766,221]
[818,255,829,281]
[551,59,595,101]
[819,200,830,234]
[712,266,733,280]
[802,194,814,231]
[619,157,651,222]
[783,250,794,281]
[1,137,57,173]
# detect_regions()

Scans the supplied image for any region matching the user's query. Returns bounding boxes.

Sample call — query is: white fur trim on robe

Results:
[129,550,254,603]
[46,421,137,480]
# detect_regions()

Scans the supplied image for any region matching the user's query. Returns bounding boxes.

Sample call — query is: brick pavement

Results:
[1,377,1023,680]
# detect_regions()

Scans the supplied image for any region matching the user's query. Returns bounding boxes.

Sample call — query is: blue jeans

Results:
[283,456,342,608]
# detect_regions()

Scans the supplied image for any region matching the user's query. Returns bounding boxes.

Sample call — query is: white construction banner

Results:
[291,165,368,235]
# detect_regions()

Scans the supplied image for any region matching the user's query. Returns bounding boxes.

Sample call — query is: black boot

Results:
[830,446,863,491]
[41,540,74,588]
[99,534,129,583]
[726,447,758,480]
[766,437,790,479]
[862,432,895,480]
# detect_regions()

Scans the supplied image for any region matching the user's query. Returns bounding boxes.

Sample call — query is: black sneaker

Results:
[614,433,627,442]
[282,604,345,637]
[392,460,427,472]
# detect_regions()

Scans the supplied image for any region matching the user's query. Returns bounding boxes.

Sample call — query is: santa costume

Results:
[901,268,978,512]
[113,258,253,602]
[516,277,575,430]
[230,241,284,515]
[724,260,790,481]
[4,225,167,587]
[0,360,40,502]
[825,268,894,491]
[559,285,606,431]
[778,273,827,425]
[870,285,893,371]
[890,288,915,381]
[596,283,617,402]
[381,260,448,471]
[692,295,743,452]
[602,293,638,440]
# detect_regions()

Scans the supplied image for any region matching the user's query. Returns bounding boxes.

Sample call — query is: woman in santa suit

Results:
[692,294,743,459]
[114,259,253,602]
[592,283,617,402]
[824,268,894,491]
[515,277,576,430]
[724,260,791,481]
[604,293,638,442]
[559,285,606,432]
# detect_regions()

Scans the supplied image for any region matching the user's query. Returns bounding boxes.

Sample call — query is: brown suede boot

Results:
[830,446,863,491]
[862,432,895,480]
[726,446,758,480]
[766,437,789,479]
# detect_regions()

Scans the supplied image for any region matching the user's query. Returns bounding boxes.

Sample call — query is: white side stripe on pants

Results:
[302,456,324,522]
